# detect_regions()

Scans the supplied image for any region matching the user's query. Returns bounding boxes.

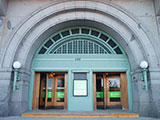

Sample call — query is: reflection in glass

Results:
[109,78,121,102]
[57,78,65,102]
[96,73,104,108]
[109,78,120,91]
[41,74,46,103]
[96,78,104,102]
[47,78,53,102]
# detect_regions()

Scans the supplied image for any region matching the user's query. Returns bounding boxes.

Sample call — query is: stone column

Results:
[131,69,153,117]
[0,69,11,116]
[0,15,10,117]
[8,69,30,116]
[149,69,160,117]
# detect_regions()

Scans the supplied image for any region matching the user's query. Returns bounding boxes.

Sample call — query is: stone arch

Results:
[1,1,159,72]
[1,0,159,116]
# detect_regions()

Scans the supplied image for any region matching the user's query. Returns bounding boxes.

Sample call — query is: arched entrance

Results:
[30,27,131,111]
[2,0,159,116]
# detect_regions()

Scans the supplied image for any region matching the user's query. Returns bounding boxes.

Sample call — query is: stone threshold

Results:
[21,109,139,117]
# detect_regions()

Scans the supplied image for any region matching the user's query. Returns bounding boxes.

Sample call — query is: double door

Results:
[32,72,128,110]
[93,72,128,109]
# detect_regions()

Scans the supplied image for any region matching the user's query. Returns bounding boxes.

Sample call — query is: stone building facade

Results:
[0,0,160,118]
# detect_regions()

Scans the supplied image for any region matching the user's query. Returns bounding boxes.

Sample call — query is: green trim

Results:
[29,27,132,111]
[47,36,114,54]
[109,92,121,98]
[57,92,64,98]
[28,70,34,110]
[127,70,133,111]
[43,91,53,98]
[37,27,125,55]
[96,92,104,98]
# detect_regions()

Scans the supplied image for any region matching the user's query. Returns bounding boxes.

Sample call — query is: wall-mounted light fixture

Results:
[13,61,21,91]
[140,60,149,91]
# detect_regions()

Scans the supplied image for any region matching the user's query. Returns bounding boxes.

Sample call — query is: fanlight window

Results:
[50,39,111,54]
[38,28,124,55]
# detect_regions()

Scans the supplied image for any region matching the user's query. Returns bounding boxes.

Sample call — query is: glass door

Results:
[53,75,65,107]
[96,73,104,109]
[94,73,122,109]
[106,75,121,107]
[39,72,67,109]
[39,73,46,108]
[45,73,54,107]
[39,73,55,108]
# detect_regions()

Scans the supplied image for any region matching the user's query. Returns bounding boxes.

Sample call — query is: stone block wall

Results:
[0,0,159,118]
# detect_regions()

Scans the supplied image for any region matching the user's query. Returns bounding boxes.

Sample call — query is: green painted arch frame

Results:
[30,27,132,111]
[37,27,125,55]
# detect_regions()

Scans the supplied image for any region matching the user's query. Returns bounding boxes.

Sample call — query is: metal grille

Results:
[38,27,124,55]
[74,73,87,80]
[51,39,110,54]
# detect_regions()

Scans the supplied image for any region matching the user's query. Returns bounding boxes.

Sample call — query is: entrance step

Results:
[22,114,139,117]
[21,109,139,117]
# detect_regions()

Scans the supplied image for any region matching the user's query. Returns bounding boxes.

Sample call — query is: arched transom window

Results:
[38,27,124,55]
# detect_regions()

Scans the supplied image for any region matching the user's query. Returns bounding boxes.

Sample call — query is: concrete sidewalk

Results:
[1,109,159,120]
[0,116,160,120]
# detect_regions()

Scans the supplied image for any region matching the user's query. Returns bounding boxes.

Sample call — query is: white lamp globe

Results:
[140,61,148,69]
[13,61,21,69]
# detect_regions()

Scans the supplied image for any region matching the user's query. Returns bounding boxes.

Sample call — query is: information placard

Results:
[73,80,87,96]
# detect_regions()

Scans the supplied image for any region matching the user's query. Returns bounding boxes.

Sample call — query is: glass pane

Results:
[89,42,93,54]
[73,41,77,54]
[108,40,116,48]
[71,28,79,34]
[96,78,104,100]
[68,42,72,53]
[48,78,53,89]
[62,30,70,37]
[52,34,61,42]
[84,41,88,54]
[39,47,47,54]
[47,78,53,102]
[82,28,89,34]
[57,78,64,88]
[96,78,103,92]
[57,91,64,102]
[57,78,65,102]
[96,73,104,107]
[100,34,109,41]
[109,78,120,91]
[57,98,64,102]
[109,78,121,102]
[40,73,46,103]
[44,40,53,48]
[91,30,99,37]
[114,47,123,54]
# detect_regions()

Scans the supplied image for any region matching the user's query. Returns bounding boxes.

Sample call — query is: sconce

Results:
[13,61,21,91]
[140,61,148,91]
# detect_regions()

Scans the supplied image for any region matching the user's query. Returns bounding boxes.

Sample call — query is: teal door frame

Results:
[29,67,132,111]
[28,27,133,111]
